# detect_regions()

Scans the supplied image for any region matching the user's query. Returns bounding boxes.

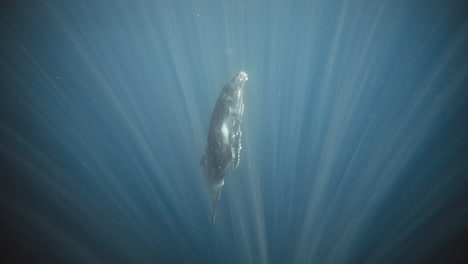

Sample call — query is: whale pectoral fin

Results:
[232,129,242,168]
[229,117,242,169]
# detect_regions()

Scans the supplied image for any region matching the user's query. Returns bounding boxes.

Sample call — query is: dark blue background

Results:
[1,0,467,263]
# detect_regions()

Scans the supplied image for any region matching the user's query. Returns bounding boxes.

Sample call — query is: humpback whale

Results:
[201,71,248,225]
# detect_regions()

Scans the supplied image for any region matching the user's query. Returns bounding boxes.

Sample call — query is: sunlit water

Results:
[1,1,467,263]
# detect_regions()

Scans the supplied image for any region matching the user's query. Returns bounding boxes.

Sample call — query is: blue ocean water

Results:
[0,0,467,263]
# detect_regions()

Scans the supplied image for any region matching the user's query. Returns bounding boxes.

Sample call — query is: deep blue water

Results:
[1,1,467,263]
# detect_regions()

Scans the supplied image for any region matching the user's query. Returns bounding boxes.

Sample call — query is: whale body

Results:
[201,71,248,225]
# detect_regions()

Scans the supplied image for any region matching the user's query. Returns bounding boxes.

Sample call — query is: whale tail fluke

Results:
[210,195,219,226]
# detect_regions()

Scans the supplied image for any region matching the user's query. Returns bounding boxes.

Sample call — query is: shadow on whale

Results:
[201,71,248,226]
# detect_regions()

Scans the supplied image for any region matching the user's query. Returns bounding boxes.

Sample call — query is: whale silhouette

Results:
[201,71,248,225]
